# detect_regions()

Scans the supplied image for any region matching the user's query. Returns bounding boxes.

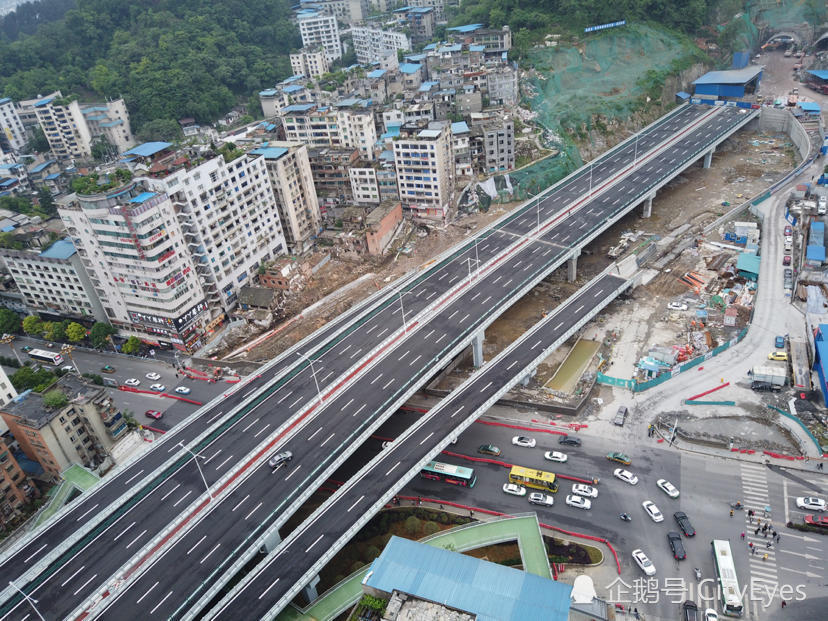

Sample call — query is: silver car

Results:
[268,450,293,468]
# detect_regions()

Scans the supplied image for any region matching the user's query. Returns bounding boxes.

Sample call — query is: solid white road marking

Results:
[187,535,207,555]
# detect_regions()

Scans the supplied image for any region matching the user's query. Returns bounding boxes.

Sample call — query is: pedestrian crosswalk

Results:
[739,462,781,610]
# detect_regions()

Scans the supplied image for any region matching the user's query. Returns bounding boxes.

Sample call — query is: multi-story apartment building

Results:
[0,374,127,478]
[139,146,288,312]
[476,119,515,173]
[80,99,135,155]
[58,177,211,351]
[351,26,411,66]
[0,367,17,409]
[259,77,314,118]
[409,0,447,22]
[308,147,359,203]
[297,10,342,63]
[290,47,330,79]
[0,97,26,155]
[0,435,36,528]
[349,162,399,205]
[0,238,108,322]
[485,66,519,106]
[394,7,434,44]
[393,122,454,220]
[252,142,321,254]
[0,162,29,195]
[282,103,377,161]
[298,0,367,23]
[447,24,512,52]
[450,121,472,177]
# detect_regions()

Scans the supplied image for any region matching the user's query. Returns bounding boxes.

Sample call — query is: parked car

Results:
[804,514,828,527]
[565,494,591,510]
[543,450,568,463]
[613,469,639,485]
[512,436,536,448]
[477,444,501,456]
[751,381,780,392]
[146,372,161,380]
[796,496,826,512]
[528,492,554,506]
[100,365,116,373]
[674,511,696,536]
[268,450,293,468]
[775,335,786,348]
[571,484,598,498]
[124,378,141,387]
[149,383,165,392]
[703,609,719,621]
[782,254,791,266]
[503,483,527,497]
[667,531,687,559]
[558,435,581,447]
[606,452,631,465]
[632,549,656,576]
[613,405,628,426]
[145,410,163,420]
[642,500,664,522]
[668,302,688,311]
[768,351,788,361]
[21,345,32,353]
[657,479,680,498]
[174,386,191,395]
[784,225,792,236]
[682,600,699,621]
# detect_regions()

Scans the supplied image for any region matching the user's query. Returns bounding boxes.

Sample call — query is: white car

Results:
[565,494,591,510]
[571,484,598,498]
[667,302,688,311]
[657,479,680,498]
[174,386,191,395]
[61,365,74,372]
[795,496,826,512]
[703,609,719,621]
[511,436,536,448]
[149,383,166,392]
[543,450,567,463]
[146,372,161,380]
[124,378,140,387]
[614,468,639,485]
[632,548,656,576]
[503,483,527,497]
[642,500,664,522]
[528,492,554,506]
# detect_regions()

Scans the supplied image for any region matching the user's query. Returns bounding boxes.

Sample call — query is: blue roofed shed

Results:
[399,63,421,74]
[250,147,288,160]
[451,121,469,134]
[806,69,828,82]
[692,66,763,98]
[129,192,157,204]
[806,245,825,266]
[123,142,171,158]
[447,23,483,33]
[40,238,76,260]
[363,536,571,621]
[798,101,821,115]
[367,68,386,79]
[813,324,828,406]
[736,252,760,281]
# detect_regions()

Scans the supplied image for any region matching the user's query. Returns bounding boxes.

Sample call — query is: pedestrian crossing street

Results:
[739,462,780,610]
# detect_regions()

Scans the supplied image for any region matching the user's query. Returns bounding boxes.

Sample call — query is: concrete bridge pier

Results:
[567,249,580,283]
[703,147,715,169]
[302,574,321,602]
[520,367,537,387]
[641,191,655,218]
[261,529,281,553]
[471,330,485,367]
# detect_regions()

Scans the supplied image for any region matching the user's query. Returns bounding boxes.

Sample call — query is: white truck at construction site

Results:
[750,364,787,391]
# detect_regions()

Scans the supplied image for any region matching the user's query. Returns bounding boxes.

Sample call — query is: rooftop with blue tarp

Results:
[44,173,61,180]
[123,142,171,158]
[283,84,304,93]
[0,179,16,187]
[283,103,316,113]
[101,120,123,127]
[469,44,485,52]
[40,238,76,260]
[251,146,288,160]
[423,43,437,51]
[807,69,828,81]
[736,252,761,278]
[404,53,426,62]
[438,44,461,53]
[85,115,107,121]
[367,68,386,78]
[693,66,763,85]
[419,81,439,92]
[399,63,421,74]
[129,191,157,204]
[0,163,23,172]
[364,536,571,621]
[451,121,469,134]
[798,101,821,113]
[28,159,56,174]
[33,96,54,107]
[281,74,305,84]
[259,88,278,97]
[447,23,483,33]
[0,97,10,105]
[807,245,826,261]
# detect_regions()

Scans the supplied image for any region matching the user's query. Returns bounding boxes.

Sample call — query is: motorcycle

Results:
[620,513,632,522]
[693,567,702,581]
[730,501,743,509]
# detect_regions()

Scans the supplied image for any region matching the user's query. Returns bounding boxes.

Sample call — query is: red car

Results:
[145,410,163,420]
[805,514,828,528]
[783,255,791,266]
[784,225,792,236]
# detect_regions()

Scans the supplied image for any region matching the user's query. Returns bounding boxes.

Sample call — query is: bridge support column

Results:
[260,528,282,553]
[703,148,715,169]
[641,192,655,218]
[520,367,537,387]
[302,574,321,603]
[471,330,485,368]
[567,249,580,283]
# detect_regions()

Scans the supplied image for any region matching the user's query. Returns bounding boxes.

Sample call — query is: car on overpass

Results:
[477,444,501,456]
[543,450,567,463]
[268,451,293,469]
[606,452,631,465]
[512,436,536,448]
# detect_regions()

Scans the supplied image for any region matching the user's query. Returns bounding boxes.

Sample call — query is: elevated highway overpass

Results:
[0,103,758,620]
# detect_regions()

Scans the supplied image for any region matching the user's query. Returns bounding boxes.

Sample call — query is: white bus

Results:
[28,349,64,366]
[711,539,744,617]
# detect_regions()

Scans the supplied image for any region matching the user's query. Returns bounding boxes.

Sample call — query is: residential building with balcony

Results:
[290,47,330,80]
[282,103,377,161]
[58,178,211,351]
[393,7,434,44]
[0,375,127,478]
[447,24,512,53]
[0,238,107,322]
[393,122,454,220]
[80,98,136,156]
[351,26,411,66]
[259,77,314,118]
[308,147,360,204]
[0,97,26,156]
[297,0,367,23]
[0,435,36,528]
[408,0,447,22]
[32,92,92,161]
[0,367,17,409]
[297,10,342,63]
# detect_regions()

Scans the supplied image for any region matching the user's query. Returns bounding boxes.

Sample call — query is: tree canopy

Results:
[0,0,300,130]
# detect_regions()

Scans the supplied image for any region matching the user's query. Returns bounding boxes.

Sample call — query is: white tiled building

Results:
[393,123,454,220]
[351,26,411,65]
[290,48,330,80]
[297,10,342,63]
[0,97,26,156]
[282,104,377,161]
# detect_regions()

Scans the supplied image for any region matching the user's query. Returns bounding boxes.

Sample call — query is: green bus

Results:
[419,461,477,487]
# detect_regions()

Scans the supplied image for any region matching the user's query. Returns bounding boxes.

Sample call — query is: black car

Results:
[674,511,696,537]
[613,406,628,427]
[558,435,582,447]
[682,600,699,621]
[751,381,780,393]
[667,531,686,559]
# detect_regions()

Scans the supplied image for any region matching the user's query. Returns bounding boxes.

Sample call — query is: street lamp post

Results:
[398,290,414,332]
[296,352,322,406]
[177,442,213,501]
[9,582,45,621]
[0,335,21,366]
[60,344,80,375]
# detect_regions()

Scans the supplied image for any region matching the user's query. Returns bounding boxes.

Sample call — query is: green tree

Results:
[21,315,42,336]
[423,520,440,536]
[42,389,68,408]
[11,366,56,392]
[36,186,56,215]
[24,126,49,153]
[65,322,86,342]
[403,516,421,536]
[0,309,20,335]
[45,321,66,342]
[82,373,103,385]
[121,336,142,355]
[89,322,116,348]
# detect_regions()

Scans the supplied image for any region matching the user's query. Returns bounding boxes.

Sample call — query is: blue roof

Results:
[40,238,76,260]
[336,97,360,107]
[251,147,289,160]
[451,121,469,134]
[0,97,10,104]
[812,222,824,233]
[438,44,462,54]
[469,44,485,52]
[29,159,56,173]
[807,245,826,261]
[380,149,394,162]
[408,7,432,13]
[423,43,437,51]
[0,179,16,187]
[692,66,763,85]
[365,537,571,621]
[736,252,761,274]
[44,173,61,180]
[447,23,483,33]
[419,81,439,92]
[33,96,54,107]
[123,142,171,157]
[259,88,278,97]
[0,163,22,171]
[283,103,315,113]
[85,114,107,121]
[100,120,123,127]
[399,63,421,74]
[799,101,821,113]
[367,69,387,78]
[129,191,157,204]
[283,84,304,93]
[282,74,305,84]
[807,69,828,80]
[404,53,427,62]
[676,91,691,100]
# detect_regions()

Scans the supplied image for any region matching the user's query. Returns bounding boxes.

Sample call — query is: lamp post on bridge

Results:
[9,581,45,621]
[296,351,323,407]
[398,290,415,332]
[177,442,213,501]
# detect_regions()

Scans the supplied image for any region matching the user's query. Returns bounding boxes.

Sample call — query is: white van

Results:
[818,196,827,215]
[784,240,793,252]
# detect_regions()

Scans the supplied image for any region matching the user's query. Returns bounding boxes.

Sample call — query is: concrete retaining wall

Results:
[758,107,813,161]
